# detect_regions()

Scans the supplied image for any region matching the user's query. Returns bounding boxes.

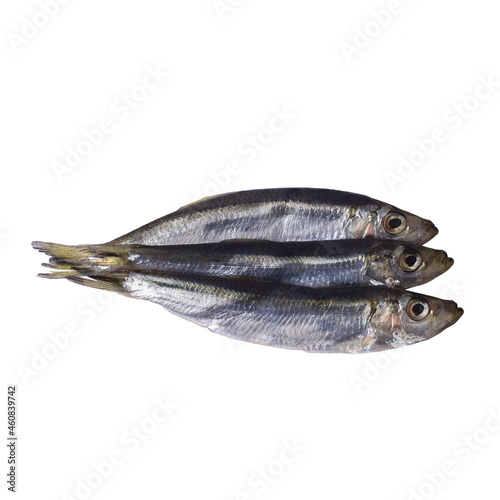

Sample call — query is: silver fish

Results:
[108,188,438,246]
[38,270,463,353]
[33,239,453,289]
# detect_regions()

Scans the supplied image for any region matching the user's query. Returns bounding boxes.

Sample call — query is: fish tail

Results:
[32,241,135,290]
[65,275,129,294]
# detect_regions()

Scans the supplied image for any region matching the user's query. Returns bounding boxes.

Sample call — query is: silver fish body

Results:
[35,239,453,289]
[32,239,463,353]
[109,188,438,246]
[88,272,462,353]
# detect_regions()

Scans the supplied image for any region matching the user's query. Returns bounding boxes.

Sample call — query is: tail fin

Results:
[32,241,133,293]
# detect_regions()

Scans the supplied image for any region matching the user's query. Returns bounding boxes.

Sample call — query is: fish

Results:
[107,188,438,246]
[30,266,463,353]
[32,239,453,289]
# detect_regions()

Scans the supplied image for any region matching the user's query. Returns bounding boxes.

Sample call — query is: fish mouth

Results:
[426,304,463,340]
[442,305,464,331]
[423,220,439,243]
[451,306,464,326]
[420,250,453,282]
[442,252,454,271]
[427,253,454,282]
[405,215,439,245]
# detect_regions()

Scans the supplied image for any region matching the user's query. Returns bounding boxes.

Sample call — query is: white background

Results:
[2,1,499,499]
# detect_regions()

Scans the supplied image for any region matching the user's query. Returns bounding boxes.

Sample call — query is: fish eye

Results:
[406,299,429,321]
[399,250,422,272]
[384,212,406,235]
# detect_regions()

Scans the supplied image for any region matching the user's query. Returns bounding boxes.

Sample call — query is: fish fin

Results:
[32,241,135,278]
[106,191,243,243]
[33,240,135,294]
[175,191,238,211]
[66,275,130,294]
[37,269,84,279]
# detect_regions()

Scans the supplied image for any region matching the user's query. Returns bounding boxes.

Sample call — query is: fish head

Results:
[365,243,454,288]
[367,290,463,351]
[347,203,438,244]
[345,203,438,244]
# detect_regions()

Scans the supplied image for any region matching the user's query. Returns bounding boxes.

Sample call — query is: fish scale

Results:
[33,238,453,290]
[32,188,461,353]
[110,273,462,353]
[107,188,439,246]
